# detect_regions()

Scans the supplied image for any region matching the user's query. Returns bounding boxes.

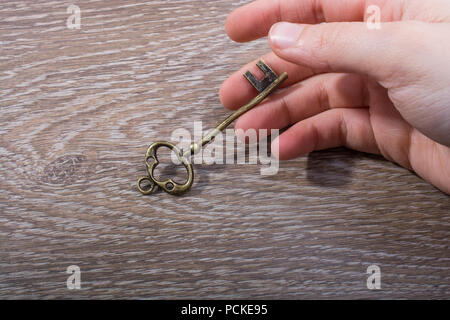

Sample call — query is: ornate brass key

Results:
[137,60,288,195]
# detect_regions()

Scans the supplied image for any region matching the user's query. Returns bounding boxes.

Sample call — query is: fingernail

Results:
[269,22,304,50]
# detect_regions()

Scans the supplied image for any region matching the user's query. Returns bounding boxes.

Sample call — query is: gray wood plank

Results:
[0,0,448,299]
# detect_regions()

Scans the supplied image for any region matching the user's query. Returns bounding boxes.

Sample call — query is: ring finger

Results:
[235,72,369,134]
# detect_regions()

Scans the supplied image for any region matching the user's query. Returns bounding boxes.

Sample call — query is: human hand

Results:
[220,0,450,194]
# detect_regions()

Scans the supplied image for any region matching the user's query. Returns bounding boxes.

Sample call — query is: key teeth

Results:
[244,71,262,92]
[244,60,279,93]
[256,60,278,81]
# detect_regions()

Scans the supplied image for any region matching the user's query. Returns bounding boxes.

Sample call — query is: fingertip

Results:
[224,11,236,41]
[235,128,246,143]
[220,69,259,110]
[275,128,312,160]
[272,134,295,160]
[267,22,280,47]
[234,117,244,132]
[219,77,237,110]
[225,8,249,42]
[218,80,228,108]
[269,22,306,51]
[267,23,283,56]
[271,136,280,159]
[234,117,248,142]
[225,2,274,42]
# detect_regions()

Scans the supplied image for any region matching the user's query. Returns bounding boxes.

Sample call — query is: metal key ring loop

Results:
[139,141,194,195]
[137,176,156,195]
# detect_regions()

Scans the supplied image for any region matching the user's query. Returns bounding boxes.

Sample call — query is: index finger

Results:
[226,0,367,42]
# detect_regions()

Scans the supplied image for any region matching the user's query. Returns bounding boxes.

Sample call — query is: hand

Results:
[220,0,450,194]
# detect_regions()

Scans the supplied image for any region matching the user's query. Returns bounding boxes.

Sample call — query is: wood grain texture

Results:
[0,0,449,299]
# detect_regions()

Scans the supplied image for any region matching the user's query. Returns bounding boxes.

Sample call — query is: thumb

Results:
[268,21,420,82]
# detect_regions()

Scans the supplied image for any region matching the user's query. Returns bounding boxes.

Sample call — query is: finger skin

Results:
[219,52,319,110]
[408,131,450,195]
[269,21,450,147]
[272,108,379,160]
[366,80,414,169]
[235,73,368,133]
[225,0,370,42]
[268,21,413,82]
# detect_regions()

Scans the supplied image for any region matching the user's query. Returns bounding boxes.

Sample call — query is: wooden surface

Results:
[0,0,449,299]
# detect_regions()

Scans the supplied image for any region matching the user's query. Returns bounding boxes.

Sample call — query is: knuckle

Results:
[314,23,347,52]
[307,23,351,70]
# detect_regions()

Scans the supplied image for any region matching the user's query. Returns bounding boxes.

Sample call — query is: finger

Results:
[366,79,414,169]
[271,108,379,160]
[226,0,370,42]
[268,21,425,82]
[220,52,322,110]
[236,73,368,133]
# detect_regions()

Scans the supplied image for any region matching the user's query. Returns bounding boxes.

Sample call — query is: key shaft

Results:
[184,66,288,158]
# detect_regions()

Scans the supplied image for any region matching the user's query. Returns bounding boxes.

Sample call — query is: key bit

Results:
[244,60,279,93]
